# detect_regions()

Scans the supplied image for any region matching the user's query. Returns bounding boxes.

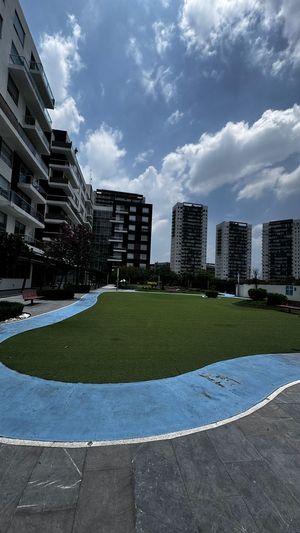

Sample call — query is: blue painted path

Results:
[0,291,299,443]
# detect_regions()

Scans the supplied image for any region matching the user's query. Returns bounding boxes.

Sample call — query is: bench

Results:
[278,304,300,314]
[22,289,44,305]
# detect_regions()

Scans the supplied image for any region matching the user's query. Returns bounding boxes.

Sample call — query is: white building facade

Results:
[215,221,252,281]
[170,202,207,275]
[0,0,54,251]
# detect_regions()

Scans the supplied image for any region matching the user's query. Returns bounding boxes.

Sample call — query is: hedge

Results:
[0,301,24,321]
[248,288,267,301]
[267,293,288,306]
[205,290,218,298]
[64,284,90,293]
[40,289,75,300]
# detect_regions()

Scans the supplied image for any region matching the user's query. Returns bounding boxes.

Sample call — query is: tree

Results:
[0,233,32,279]
[44,223,93,286]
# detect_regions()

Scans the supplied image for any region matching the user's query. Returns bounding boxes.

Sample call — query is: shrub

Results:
[248,288,267,301]
[64,284,90,293]
[0,301,24,321]
[40,289,74,300]
[267,293,288,306]
[205,290,218,298]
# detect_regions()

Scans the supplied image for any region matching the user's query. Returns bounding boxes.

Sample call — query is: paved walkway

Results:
[1,383,300,532]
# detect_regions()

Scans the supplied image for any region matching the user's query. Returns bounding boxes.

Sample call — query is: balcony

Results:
[47,194,81,224]
[21,234,44,252]
[23,115,50,155]
[44,211,72,225]
[29,60,55,109]
[107,257,122,263]
[18,174,47,204]
[0,96,49,180]
[109,237,123,243]
[8,55,52,132]
[0,187,44,228]
[49,159,79,189]
[51,140,77,165]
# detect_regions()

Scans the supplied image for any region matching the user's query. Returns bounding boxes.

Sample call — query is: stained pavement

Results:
[0,383,300,532]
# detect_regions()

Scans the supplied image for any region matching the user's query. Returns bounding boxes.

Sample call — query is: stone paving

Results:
[0,384,300,532]
[0,293,84,318]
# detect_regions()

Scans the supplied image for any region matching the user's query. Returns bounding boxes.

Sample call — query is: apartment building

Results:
[170,202,207,275]
[262,219,300,281]
[0,0,54,256]
[93,189,152,273]
[215,221,252,281]
[43,129,93,242]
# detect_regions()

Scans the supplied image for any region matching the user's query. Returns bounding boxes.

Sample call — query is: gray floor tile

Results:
[14,448,86,514]
[0,445,42,532]
[247,432,299,457]
[265,452,300,503]
[73,467,134,533]
[277,402,300,423]
[225,460,300,532]
[85,444,131,471]
[132,441,199,533]
[207,423,261,462]
[7,508,75,533]
[191,495,259,533]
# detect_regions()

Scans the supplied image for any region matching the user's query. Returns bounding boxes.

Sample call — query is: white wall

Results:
[237,283,300,301]
[0,278,31,291]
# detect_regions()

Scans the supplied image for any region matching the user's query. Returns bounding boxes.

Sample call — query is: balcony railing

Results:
[52,140,72,150]
[29,60,55,107]
[45,212,71,223]
[49,175,69,185]
[19,174,47,197]
[0,187,44,223]
[24,114,50,148]
[21,234,44,249]
[10,54,52,125]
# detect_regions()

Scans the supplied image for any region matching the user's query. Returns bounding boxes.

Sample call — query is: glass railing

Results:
[49,175,69,185]
[21,234,44,249]
[5,189,45,223]
[19,174,47,197]
[29,60,55,106]
[24,115,50,148]
[10,55,52,125]
[52,140,72,149]
[0,186,10,199]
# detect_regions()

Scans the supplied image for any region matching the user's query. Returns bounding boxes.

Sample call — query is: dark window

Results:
[0,138,13,167]
[14,10,25,46]
[7,74,19,105]
[0,14,3,39]
[0,211,7,232]
[15,220,26,235]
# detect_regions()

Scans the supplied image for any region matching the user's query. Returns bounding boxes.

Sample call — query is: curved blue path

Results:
[0,291,299,443]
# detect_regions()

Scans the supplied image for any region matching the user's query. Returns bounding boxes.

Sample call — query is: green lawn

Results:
[0,292,299,383]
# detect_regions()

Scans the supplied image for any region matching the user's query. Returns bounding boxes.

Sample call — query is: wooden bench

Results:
[22,289,44,305]
[278,304,300,314]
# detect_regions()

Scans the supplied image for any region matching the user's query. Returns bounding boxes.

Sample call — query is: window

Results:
[140,254,147,260]
[142,216,148,223]
[286,285,294,296]
[130,206,136,212]
[14,10,25,46]
[141,235,148,242]
[129,224,135,231]
[0,14,3,39]
[128,234,135,241]
[127,253,134,260]
[140,244,147,251]
[142,207,149,214]
[129,215,136,222]
[0,138,13,167]
[128,243,134,250]
[140,263,146,269]
[15,220,25,235]
[0,211,7,232]
[141,226,148,232]
[127,263,133,267]
[7,74,19,105]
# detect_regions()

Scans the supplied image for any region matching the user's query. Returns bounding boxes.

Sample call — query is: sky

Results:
[21,0,300,272]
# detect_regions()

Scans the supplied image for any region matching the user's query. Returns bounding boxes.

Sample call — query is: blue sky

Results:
[21,0,300,270]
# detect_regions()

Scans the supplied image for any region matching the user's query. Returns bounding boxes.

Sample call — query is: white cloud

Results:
[80,124,126,185]
[167,109,184,126]
[158,104,300,197]
[180,0,300,74]
[141,66,176,103]
[153,21,175,56]
[39,15,84,134]
[133,149,154,167]
[127,37,143,66]
[50,97,84,135]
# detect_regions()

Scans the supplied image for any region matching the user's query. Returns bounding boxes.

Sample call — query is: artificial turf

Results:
[0,292,299,383]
